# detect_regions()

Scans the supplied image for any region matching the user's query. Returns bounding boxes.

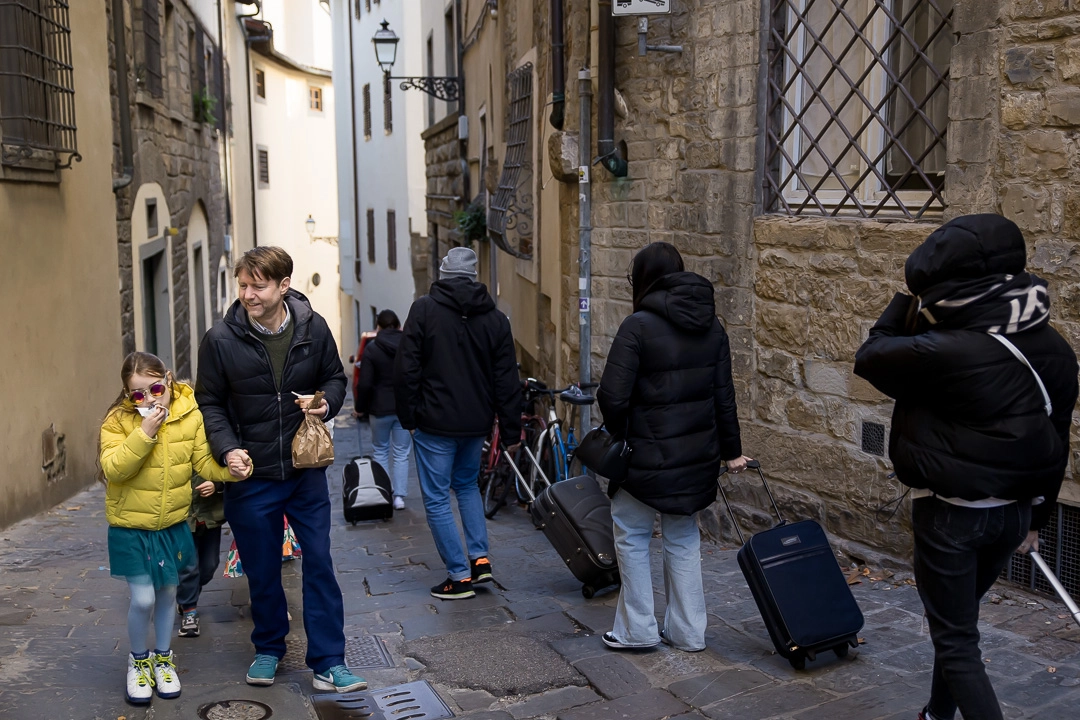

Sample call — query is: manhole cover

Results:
[197,699,273,720]
[280,634,394,673]
[312,680,453,720]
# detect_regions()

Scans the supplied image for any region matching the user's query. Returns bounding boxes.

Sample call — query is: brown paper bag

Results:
[292,391,335,468]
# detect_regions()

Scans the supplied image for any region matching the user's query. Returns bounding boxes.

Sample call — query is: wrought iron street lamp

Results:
[372,20,461,102]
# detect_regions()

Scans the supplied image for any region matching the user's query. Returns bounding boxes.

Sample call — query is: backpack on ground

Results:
[342,456,393,524]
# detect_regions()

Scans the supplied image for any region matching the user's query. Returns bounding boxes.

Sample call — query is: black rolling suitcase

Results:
[718,461,863,670]
[528,476,621,599]
[342,456,393,524]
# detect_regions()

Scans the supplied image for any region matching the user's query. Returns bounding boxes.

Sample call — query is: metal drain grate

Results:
[1002,502,1080,600]
[279,634,393,673]
[312,680,454,720]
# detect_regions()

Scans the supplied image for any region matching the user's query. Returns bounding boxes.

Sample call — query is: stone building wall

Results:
[421,112,464,292]
[580,0,1080,564]
[109,0,226,379]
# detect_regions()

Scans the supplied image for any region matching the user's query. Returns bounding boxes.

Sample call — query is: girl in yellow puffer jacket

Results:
[100,352,251,705]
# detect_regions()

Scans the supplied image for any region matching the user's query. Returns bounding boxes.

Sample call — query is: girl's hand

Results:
[195,480,216,497]
[141,405,167,438]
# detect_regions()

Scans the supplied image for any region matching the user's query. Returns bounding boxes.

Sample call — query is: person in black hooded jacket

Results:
[357,309,411,509]
[597,242,750,652]
[394,247,521,600]
[854,214,1078,720]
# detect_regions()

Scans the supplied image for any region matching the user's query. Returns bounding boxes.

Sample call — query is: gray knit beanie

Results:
[439,246,478,280]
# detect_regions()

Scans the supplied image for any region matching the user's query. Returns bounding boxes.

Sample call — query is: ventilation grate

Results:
[312,680,453,720]
[861,421,886,456]
[1001,502,1080,601]
[280,634,393,673]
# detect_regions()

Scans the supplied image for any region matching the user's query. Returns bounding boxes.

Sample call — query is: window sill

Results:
[0,144,61,184]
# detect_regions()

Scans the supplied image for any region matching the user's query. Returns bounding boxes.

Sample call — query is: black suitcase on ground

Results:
[342,456,393,524]
[529,476,621,599]
[718,461,863,670]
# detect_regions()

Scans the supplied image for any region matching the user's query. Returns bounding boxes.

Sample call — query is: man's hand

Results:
[140,405,168,438]
[725,455,753,474]
[1018,530,1040,554]
[504,443,521,456]
[226,449,252,479]
[296,396,329,418]
[195,480,216,497]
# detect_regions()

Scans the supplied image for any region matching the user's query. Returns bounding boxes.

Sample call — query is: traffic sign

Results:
[612,0,670,16]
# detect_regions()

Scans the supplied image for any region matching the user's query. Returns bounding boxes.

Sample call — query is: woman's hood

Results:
[905,214,1026,297]
[636,272,717,333]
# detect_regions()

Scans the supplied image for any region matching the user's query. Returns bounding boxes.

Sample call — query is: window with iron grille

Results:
[1002,503,1080,603]
[362,83,371,141]
[0,0,80,172]
[255,67,265,99]
[366,208,375,263]
[488,62,534,259]
[141,0,163,98]
[257,147,269,187]
[386,210,397,270]
[765,0,954,219]
[383,76,392,135]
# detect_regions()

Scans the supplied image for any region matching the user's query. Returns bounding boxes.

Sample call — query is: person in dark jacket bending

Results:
[394,247,522,600]
[598,242,750,651]
[854,215,1078,720]
[196,247,365,693]
[357,309,411,510]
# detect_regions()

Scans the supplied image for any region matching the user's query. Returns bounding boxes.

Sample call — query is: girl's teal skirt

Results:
[108,521,195,588]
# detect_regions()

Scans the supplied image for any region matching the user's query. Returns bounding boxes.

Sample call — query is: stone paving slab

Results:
[556,687,689,720]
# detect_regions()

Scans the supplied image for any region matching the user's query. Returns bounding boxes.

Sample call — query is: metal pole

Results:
[578,67,592,430]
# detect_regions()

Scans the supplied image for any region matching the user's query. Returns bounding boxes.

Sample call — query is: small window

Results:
[146,198,159,238]
[366,208,376,263]
[383,78,392,134]
[257,147,269,187]
[386,210,397,270]
[309,86,322,111]
[142,0,164,98]
[255,68,266,99]
[362,84,372,140]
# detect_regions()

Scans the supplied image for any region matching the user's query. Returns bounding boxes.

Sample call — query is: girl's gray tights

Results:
[128,581,177,655]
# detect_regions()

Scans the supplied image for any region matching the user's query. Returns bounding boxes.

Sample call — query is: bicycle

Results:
[524,380,598,500]
[477,381,548,519]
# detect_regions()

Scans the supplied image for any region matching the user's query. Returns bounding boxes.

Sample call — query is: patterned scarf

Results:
[916,272,1051,335]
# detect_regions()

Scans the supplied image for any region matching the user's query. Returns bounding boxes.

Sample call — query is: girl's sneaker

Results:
[152,650,181,698]
[125,652,154,705]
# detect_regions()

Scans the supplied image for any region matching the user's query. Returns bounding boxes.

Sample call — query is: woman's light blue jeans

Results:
[412,430,488,582]
[610,489,707,650]
[369,414,412,499]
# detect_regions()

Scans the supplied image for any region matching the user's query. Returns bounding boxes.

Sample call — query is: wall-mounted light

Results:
[372,20,461,102]
[305,214,316,239]
[305,214,339,246]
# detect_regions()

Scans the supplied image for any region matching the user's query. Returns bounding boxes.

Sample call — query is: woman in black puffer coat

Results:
[597,242,749,652]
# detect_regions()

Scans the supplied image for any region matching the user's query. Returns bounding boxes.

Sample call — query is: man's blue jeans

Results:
[412,430,488,582]
[370,414,412,499]
[912,497,1030,720]
[223,468,345,673]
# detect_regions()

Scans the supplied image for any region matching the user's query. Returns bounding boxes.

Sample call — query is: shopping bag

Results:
[223,539,243,578]
[292,390,335,468]
[282,518,302,561]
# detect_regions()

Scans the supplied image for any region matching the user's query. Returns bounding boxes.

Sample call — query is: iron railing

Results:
[0,0,79,167]
[764,0,953,219]
[488,62,534,259]
[1002,503,1080,602]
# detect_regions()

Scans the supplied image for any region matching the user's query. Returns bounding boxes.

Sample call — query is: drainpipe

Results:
[578,67,592,428]
[216,0,232,231]
[347,1,360,285]
[548,0,564,130]
[596,0,627,177]
[112,0,133,192]
[238,1,262,246]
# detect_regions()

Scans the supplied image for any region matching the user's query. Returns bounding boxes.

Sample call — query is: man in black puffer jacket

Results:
[597,242,748,653]
[854,214,1078,720]
[394,247,521,600]
[196,247,364,694]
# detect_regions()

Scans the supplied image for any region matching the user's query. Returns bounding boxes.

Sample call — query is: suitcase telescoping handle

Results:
[1029,550,1080,626]
[716,460,785,545]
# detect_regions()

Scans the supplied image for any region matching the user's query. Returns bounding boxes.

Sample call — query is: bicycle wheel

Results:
[483,465,510,519]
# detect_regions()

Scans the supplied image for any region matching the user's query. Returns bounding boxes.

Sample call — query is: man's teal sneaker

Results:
[313,665,367,692]
[246,654,279,686]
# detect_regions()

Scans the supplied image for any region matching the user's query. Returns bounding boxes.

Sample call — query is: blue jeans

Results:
[176,524,222,610]
[223,468,345,672]
[913,497,1030,720]
[610,489,706,650]
[370,414,412,498]
[412,430,488,582]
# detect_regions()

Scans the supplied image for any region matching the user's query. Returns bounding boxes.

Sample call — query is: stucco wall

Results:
[0,0,123,528]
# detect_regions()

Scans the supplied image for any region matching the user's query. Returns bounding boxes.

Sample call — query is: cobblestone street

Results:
[2,411,1079,720]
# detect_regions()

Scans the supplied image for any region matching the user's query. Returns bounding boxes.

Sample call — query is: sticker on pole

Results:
[613,0,670,15]
[579,297,591,312]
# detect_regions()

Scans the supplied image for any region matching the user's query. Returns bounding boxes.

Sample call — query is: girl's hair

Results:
[376,309,401,329]
[630,242,685,311]
[102,351,177,419]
